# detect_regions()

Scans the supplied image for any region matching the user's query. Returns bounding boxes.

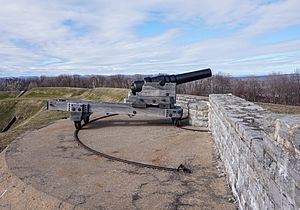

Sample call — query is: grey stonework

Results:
[175,94,299,209]
[176,95,209,127]
[209,94,300,210]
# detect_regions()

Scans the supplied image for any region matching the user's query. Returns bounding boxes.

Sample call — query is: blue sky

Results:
[0,0,300,77]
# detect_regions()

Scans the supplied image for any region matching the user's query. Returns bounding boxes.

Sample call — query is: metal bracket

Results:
[67,103,89,113]
[68,103,90,122]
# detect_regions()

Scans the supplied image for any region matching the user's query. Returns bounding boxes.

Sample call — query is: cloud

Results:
[0,0,299,77]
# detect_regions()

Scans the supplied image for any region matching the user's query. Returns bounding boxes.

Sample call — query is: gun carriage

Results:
[47,68,212,128]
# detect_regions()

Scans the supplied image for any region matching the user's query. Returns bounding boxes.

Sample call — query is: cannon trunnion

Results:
[47,68,212,128]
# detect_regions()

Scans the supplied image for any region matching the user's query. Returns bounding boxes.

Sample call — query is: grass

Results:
[0,87,128,151]
[0,108,69,152]
[23,87,88,98]
[0,98,67,151]
[23,87,128,101]
[0,91,19,100]
[256,102,300,114]
[0,100,18,129]
[79,88,128,101]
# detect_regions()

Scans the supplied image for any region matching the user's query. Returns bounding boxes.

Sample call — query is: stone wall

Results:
[209,94,300,210]
[176,95,209,127]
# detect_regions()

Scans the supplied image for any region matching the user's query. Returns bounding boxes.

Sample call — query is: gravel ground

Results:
[1,115,236,210]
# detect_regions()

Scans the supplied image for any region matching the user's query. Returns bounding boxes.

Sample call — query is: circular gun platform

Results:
[0,115,236,209]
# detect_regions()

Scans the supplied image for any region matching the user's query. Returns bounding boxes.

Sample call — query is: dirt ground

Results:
[0,115,236,210]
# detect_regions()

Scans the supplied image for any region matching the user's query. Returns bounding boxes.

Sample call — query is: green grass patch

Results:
[0,100,18,129]
[80,88,127,102]
[0,91,19,100]
[23,87,128,101]
[256,102,300,114]
[23,87,88,98]
[0,99,45,131]
[0,107,68,151]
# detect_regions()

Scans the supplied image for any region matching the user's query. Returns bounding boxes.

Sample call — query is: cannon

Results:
[128,68,211,109]
[130,68,212,95]
[47,68,212,128]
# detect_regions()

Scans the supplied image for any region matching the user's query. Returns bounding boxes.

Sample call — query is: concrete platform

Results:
[0,115,236,210]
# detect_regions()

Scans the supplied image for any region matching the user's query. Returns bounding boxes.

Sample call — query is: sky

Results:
[0,0,300,77]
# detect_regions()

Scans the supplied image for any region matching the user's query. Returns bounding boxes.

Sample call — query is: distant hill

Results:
[234,73,299,80]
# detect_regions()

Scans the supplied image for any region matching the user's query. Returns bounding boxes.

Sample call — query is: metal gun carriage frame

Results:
[47,68,212,128]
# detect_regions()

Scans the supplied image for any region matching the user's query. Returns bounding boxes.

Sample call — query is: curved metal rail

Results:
[74,114,198,174]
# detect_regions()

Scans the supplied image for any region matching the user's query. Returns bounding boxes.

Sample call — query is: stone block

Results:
[288,155,300,184]
[188,102,209,111]
[267,179,282,208]
[274,115,300,153]
[295,182,300,208]
[240,193,247,209]
[255,192,266,210]
[292,126,300,155]
[281,192,296,210]
[250,137,264,159]
[197,111,209,118]
[189,119,208,127]
[263,136,283,163]
[274,162,295,200]
[237,169,249,196]
[264,193,276,210]
[248,191,260,210]
[262,151,278,181]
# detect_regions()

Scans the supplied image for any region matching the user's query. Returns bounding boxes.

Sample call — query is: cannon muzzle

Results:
[131,68,212,94]
[171,68,212,85]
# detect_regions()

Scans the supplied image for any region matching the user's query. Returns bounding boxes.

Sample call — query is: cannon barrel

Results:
[131,68,212,94]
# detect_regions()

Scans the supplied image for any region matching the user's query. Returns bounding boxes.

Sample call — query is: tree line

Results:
[177,70,300,105]
[0,70,299,106]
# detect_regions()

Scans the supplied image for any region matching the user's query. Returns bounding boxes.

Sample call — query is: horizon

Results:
[1,0,300,77]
